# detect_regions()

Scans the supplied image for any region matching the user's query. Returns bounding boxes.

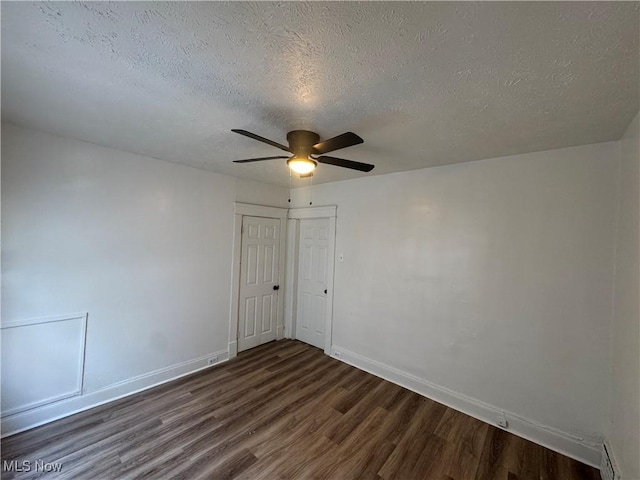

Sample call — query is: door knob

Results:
[324,289,327,294]
[273,285,280,291]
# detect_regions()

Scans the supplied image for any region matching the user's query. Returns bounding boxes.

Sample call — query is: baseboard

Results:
[1,349,229,438]
[331,345,602,469]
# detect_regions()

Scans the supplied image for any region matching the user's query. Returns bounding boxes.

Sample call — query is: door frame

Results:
[285,205,337,355]
[229,203,288,359]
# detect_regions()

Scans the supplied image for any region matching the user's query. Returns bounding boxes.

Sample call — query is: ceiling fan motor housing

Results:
[287,130,320,157]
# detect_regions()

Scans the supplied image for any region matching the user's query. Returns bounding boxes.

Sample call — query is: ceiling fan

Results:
[231,129,374,177]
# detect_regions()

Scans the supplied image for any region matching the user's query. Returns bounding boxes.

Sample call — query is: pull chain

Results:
[288,167,292,204]
[309,173,313,205]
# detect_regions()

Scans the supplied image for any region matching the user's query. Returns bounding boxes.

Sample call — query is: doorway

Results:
[229,203,287,358]
[295,218,329,349]
[285,206,337,355]
[237,215,280,353]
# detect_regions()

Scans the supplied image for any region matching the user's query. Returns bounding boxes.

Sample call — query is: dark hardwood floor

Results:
[1,340,601,480]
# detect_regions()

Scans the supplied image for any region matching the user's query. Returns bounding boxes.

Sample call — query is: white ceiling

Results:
[2,2,638,186]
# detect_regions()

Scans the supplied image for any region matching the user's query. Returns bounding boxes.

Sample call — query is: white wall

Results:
[1,123,287,434]
[4,119,634,468]
[291,142,619,465]
[609,113,640,480]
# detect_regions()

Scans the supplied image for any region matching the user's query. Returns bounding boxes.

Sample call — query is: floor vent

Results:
[600,442,619,480]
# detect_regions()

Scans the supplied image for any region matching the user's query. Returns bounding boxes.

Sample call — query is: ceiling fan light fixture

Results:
[287,156,317,175]
[231,129,373,173]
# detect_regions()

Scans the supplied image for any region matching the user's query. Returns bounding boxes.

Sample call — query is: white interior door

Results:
[238,216,280,353]
[296,218,330,349]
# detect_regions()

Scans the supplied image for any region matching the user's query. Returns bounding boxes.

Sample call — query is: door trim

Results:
[229,203,288,359]
[285,206,337,355]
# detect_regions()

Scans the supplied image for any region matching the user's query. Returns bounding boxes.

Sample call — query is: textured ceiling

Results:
[2,2,638,186]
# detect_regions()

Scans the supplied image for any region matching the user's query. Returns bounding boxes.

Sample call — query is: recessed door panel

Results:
[314,295,326,335]
[246,245,259,285]
[262,294,273,333]
[303,226,315,239]
[316,246,327,283]
[263,245,275,283]
[264,225,276,240]
[299,292,311,332]
[244,297,257,338]
[248,223,260,238]
[302,245,313,281]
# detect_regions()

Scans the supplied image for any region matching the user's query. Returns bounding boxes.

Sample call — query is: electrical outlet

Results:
[208,356,218,366]
[497,412,508,428]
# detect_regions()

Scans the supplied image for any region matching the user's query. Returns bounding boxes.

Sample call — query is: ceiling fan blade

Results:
[312,132,363,155]
[231,129,291,152]
[233,156,290,163]
[316,156,374,172]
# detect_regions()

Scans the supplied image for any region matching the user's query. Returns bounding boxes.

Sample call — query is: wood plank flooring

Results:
[1,340,601,480]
